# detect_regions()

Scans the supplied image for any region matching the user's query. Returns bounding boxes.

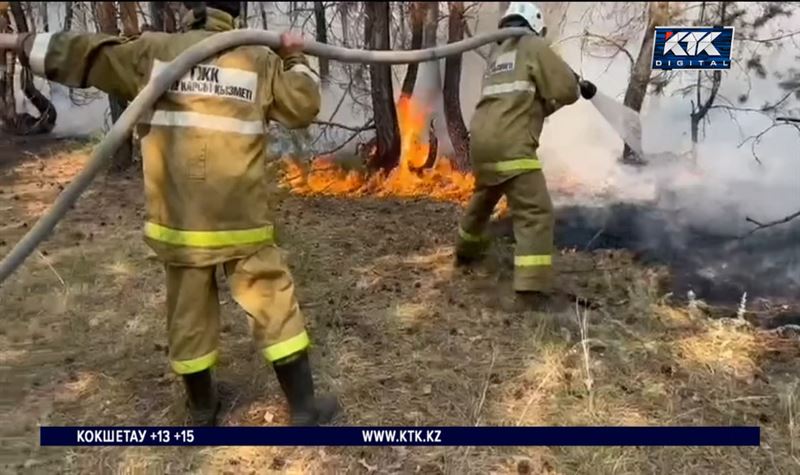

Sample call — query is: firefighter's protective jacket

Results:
[21,8,320,266]
[469,35,579,187]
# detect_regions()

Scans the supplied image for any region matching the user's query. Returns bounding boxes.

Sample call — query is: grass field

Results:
[1,139,798,474]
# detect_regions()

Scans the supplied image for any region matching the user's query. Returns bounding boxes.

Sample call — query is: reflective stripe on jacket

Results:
[469,34,579,186]
[26,8,320,266]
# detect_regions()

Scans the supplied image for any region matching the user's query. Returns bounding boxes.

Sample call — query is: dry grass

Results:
[1,140,799,474]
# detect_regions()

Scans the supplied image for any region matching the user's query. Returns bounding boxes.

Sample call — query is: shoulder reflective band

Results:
[28,33,54,77]
[482,80,535,96]
[144,222,274,248]
[263,330,311,362]
[170,349,218,375]
[514,255,552,267]
[491,158,542,173]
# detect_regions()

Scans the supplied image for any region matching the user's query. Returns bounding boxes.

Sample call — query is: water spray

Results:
[589,91,645,158]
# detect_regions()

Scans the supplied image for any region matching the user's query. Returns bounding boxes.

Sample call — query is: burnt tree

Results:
[401,2,426,96]
[240,1,248,26]
[443,2,470,170]
[95,2,134,172]
[119,1,139,36]
[258,1,268,28]
[2,2,57,135]
[149,2,176,32]
[63,1,73,30]
[0,5,16,128]
[39,2,49,32]
[364,2,401,172]
[313,2,329,83]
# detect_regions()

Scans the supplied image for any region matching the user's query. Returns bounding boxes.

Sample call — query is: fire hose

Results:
[0,27,533,284]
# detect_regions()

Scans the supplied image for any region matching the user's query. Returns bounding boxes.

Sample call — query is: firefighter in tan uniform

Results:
[456,2,597,308]
[1,1,337,426]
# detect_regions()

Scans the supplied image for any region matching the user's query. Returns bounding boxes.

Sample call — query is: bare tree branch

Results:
[741,30,800,43]
[319,120,376,156]
[581,31,636,67]
[745,209,800,235]
[312,120,373,132]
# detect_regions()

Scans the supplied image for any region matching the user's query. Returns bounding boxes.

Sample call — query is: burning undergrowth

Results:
[283,95,479,205]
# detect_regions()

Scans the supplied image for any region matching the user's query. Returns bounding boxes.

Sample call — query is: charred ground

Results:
[2,140,800,474]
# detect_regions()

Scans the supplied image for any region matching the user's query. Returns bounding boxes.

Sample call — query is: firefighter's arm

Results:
[264,52,321,129]
[12,31,151,102]
[264,33,321,129]
[527,38,580,114]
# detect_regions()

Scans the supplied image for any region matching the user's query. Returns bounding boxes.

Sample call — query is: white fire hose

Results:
[0,28,533,284]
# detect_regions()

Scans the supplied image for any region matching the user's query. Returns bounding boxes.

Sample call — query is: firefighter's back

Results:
[134,29,280,267]
[469,36,547,184]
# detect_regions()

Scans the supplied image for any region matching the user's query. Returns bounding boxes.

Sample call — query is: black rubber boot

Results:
[455,253,479,267]
[182,369,220,426]
[273,351,339,426]
[515,290,571,313]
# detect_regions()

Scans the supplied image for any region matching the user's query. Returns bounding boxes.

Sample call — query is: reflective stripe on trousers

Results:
[485,158,542,173]
[145,222,274,248]
[171,349,218,375]
[514,255,553,267]
[262,330,311,362]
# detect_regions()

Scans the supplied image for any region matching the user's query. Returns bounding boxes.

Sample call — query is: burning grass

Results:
[282,95,481,207]
[2,139,800,473]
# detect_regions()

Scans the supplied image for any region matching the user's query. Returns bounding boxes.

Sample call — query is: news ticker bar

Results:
[40,426,760,447]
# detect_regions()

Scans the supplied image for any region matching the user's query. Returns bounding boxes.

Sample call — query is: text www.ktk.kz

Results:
[361,429,442,444]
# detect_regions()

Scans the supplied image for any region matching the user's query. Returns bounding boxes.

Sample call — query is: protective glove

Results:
[579,80,597,100]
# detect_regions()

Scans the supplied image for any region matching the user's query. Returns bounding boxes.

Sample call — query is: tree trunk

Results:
[0,6,16,127]
[443,2,470,170]
[95,2,134,172]
[149,2,175,32]
[690,1,726,145]
[240,1,248,27]
[259,2,268,28]
[339,2,349,46]
[401,2,425,96]
[40,2,49,32]
[423,119,438,168]
[3,2,57,135]
[620,4,656,165]
[313,2,329,83]
[119,1,139,36]
[364,2,401,172]
[63,1,73,30]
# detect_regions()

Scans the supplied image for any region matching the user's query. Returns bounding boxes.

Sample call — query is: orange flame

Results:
[282,94,497,208]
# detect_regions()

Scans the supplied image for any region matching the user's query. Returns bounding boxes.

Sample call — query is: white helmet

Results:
[500,2,545,36]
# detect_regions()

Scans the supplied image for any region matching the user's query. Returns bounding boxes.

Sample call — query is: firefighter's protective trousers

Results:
[165,245,308,374]
[456,170,554,292]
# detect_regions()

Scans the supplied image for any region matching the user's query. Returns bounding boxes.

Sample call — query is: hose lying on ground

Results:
[0,27,532,284]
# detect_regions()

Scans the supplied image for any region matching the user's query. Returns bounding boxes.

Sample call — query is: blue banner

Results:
[40,426,760,447]
[651,26,734,70]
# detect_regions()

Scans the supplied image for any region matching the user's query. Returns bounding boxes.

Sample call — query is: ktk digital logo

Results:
[651,26,734,70]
